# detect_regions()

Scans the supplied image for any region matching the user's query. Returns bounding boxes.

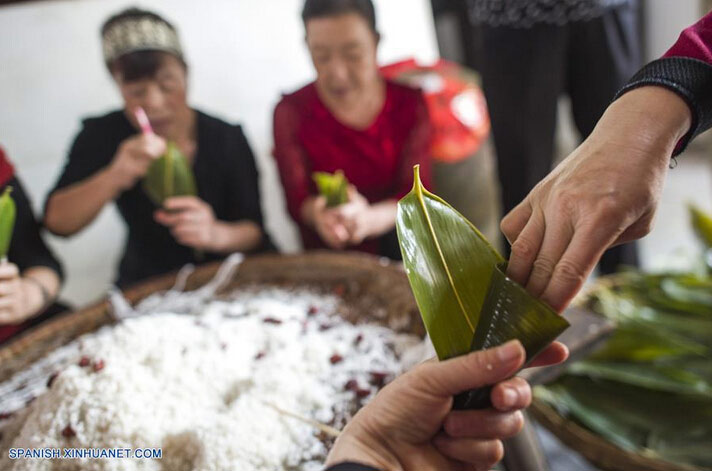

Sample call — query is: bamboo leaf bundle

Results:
[396,165,568,409]
[537,271,712,468]
[312,170,349,207]
[143,142,197,206]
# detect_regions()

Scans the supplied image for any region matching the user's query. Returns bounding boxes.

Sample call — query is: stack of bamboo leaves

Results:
[535,205,712,469]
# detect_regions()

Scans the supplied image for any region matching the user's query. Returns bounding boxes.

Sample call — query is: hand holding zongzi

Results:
[108,133,166,191]
[304,196,351,249]
[154,196,217,250]
[337,186,398,245]
[326,340,563,471]
[154,196,263,253]
[0,261,53,325]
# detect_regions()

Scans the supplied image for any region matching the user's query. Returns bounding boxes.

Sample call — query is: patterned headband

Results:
[102,16,183,64]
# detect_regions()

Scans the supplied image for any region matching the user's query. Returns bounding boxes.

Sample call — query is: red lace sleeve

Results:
[664,12,712,63]
[0,146,16,188]
[272,99,313,224]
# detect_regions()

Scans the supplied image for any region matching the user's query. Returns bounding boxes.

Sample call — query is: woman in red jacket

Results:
[272,0,431,259]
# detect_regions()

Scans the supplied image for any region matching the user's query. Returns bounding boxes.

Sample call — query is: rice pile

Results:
[0,288,429,471]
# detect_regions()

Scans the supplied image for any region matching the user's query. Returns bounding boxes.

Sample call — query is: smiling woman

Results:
[42,7,274,288]
[272,0,433,260]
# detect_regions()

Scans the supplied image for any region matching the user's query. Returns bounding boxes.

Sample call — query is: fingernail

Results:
[497,340,522,363]
[502,386,518,408]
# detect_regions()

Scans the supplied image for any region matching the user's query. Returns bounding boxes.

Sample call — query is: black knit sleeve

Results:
[614,57,712,155]
[216,124,276,253]
[324,463,381,471]
[6,177,64,281]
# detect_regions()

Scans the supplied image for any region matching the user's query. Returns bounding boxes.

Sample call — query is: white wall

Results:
[644,0,702,61]
[0,0,438,306]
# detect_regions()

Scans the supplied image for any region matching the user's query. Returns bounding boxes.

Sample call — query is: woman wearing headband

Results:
[272,0,432,259]
[44,8,273,288]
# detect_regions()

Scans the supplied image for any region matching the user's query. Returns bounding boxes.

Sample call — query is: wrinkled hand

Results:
[326,340,567,471]
[501,87,692,312]
[337,186,373,245]
[154,196,217,250]
[312,196,351,249]
[0,262,31,325]
[108,133,166,191]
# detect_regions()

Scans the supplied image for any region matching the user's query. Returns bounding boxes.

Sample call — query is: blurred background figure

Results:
[0,146,65,345]
[466,0,643,274]
[43,7,273,289]
[381,58,502,248]
[0,0,439,304]
[272,0,432,260]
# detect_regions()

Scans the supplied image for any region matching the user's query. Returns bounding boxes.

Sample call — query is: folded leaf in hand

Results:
[313,170,348,207]
[143,141,197,206]
[0,186,16,259]
[396,165,569,408]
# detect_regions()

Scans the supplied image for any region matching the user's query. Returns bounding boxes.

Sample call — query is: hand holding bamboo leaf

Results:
[501,87,691,312]
[154,196,217,250]
[396,165,568,410]
[307,196,351,249]
[108,133,166,192]
[335,187,398,245]
[0,262,54,325]
[326,341,533,471]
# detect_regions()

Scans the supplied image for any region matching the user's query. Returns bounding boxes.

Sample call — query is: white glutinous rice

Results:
[0,287,430,471]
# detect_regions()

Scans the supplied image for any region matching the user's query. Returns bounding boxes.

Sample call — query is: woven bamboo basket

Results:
[529,275,710,471]
[0,251,423,385]
[5,253,706,470]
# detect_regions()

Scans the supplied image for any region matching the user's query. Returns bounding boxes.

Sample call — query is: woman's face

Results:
[306,13,380,109]
[114,55,188,137]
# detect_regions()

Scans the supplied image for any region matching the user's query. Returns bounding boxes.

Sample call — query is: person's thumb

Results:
[144,134,167,157]
[416,340,525,397]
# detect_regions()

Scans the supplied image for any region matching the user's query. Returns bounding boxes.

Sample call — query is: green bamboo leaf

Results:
[539,267,712,468]
[689,203,712,249]
[568,360,712,397]
[536,377,712,467]
[590,285,712,349]
[0,186,16,258]
[587,321,708,362]
[396,165,569,362]
[143,141,197,206]
[313,170,348,207]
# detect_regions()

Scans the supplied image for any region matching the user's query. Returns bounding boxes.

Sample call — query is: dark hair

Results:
[301,0,378,33]
[101,7,186,82]
[107,50,183,82]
